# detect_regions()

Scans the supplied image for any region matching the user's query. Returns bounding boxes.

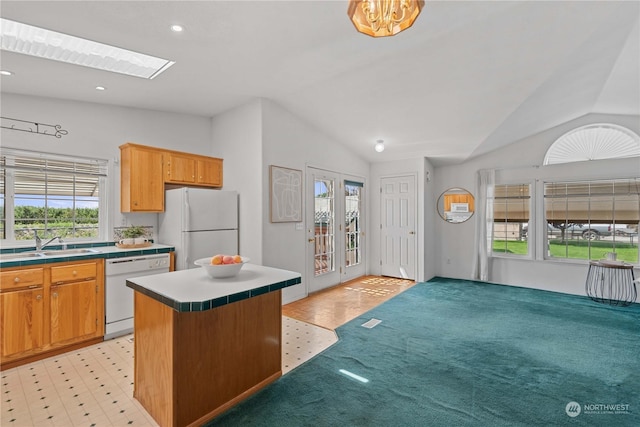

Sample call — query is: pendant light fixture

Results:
[374,140,385,152]
[348,0,425,37]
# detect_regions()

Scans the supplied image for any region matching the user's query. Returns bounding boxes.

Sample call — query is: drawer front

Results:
[51,263,97,284]
[0,268,45,291]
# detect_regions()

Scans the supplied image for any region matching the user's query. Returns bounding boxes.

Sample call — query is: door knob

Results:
[308,238,315,242]
[409,231,416,235]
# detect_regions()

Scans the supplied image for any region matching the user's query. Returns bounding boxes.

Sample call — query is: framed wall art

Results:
[270,165,302,222]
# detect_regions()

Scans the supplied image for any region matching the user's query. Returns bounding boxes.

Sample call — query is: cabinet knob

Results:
[14,277,20,283]
[73,270,77,275]
[52,292,58,298]
[36,295,42,301]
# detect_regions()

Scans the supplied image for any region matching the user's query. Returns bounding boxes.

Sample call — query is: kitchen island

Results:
[126,263,301,427]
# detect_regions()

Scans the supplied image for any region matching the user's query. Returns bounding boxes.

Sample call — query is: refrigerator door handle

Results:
[184,189,191,232]
[182,231,189,269]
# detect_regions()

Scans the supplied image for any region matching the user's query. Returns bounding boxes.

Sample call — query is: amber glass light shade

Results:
[348,0,424,37]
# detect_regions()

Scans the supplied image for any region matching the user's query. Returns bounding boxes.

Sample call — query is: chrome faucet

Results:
[34,230,62,251]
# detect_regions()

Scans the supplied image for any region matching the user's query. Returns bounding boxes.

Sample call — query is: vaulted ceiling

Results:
[1,1,638,165]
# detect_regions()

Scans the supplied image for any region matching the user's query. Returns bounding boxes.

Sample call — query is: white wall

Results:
[260,99,370,303]
[209,100,264,265]
[434,113,640,296]
[1,93,213,240]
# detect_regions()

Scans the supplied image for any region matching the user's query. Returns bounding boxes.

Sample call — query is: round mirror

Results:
[437,187,475,223]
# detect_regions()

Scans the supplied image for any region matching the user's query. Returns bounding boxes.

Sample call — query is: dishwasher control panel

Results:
[148,256,170,269]
[106,254,171,276]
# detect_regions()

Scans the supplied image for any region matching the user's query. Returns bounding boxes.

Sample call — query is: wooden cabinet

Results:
[0,267,45,358]
[0,288,44,358]
[120,143,165,212]
[50,263,99,346]
[0,259,104,370]
[120,143,223,213]
[165,152,196,184]
[165,153,223,187]
[196,157,223,186]
[51,280,98,345]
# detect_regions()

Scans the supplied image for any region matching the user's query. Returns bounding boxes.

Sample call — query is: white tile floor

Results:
[1,316,337,427]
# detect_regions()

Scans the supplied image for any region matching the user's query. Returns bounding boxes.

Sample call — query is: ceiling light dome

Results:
[375,140,385,152]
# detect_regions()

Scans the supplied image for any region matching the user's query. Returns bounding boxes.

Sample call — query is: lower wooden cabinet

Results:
[50,280,99,345]
[0,287,44,358]
[0,259,104,370]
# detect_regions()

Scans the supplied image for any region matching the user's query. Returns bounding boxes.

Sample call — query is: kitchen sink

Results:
[1,248,102,261]
[0,252,45,260]
[41,248,101,256]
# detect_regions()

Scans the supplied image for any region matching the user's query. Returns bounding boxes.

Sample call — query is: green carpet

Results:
[207,277,640,426]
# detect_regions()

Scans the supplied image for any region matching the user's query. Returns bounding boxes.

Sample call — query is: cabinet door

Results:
[121,145,164,212]
[50,280,98,345]
[0,288,44,358]
[165,153,196,184]
[196,158,223,187]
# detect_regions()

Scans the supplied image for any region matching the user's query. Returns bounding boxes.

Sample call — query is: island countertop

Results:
[126,263,301,312]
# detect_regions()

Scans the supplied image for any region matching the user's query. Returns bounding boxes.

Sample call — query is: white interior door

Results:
[306,168,341,293]
[380,175,416,280]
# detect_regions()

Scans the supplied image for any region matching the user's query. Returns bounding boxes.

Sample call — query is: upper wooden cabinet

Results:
[120,144,165,212]
[196,157,223,186]
[165,152,196,184]
[120,143,223,213]
[164,152,223,187]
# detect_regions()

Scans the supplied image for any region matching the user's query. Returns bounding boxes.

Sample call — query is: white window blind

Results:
[0,148,108,242]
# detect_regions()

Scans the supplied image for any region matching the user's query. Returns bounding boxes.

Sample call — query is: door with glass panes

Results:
[306,168,366,293]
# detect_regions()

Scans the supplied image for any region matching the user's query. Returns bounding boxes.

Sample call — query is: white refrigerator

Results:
[159,188,238,270]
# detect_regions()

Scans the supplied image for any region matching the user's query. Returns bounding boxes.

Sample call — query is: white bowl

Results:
[194,257,249,279]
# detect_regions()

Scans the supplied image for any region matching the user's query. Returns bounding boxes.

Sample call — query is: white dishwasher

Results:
[105,254,170,339]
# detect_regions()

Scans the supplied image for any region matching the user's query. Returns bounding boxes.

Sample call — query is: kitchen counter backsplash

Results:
[113,225,153,241]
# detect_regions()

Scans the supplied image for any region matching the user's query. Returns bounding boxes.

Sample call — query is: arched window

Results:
[543,123,640,165]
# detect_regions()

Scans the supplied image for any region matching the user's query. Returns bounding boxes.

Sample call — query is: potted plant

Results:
[121,225,147,245]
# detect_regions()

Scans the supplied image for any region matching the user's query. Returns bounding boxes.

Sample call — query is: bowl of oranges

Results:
[194,255,249,278]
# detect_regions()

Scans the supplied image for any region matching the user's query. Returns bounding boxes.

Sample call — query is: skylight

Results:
[544,124,640,165]
[0,18,175,79]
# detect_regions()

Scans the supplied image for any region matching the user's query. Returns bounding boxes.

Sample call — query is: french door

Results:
[306,168,366,293]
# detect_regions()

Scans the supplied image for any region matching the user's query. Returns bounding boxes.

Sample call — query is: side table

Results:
[585,261,637,306]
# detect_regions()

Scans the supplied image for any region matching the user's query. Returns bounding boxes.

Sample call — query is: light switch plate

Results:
[295,222,303,230]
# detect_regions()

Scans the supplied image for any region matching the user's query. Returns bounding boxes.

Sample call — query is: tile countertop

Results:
[0,243,175,268]
[126,263,302,312]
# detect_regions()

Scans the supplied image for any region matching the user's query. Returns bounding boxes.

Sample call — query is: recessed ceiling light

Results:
[0,18,175,79]
[170,24,184,32]
[0,70,13,76]
[95,86,106,91]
